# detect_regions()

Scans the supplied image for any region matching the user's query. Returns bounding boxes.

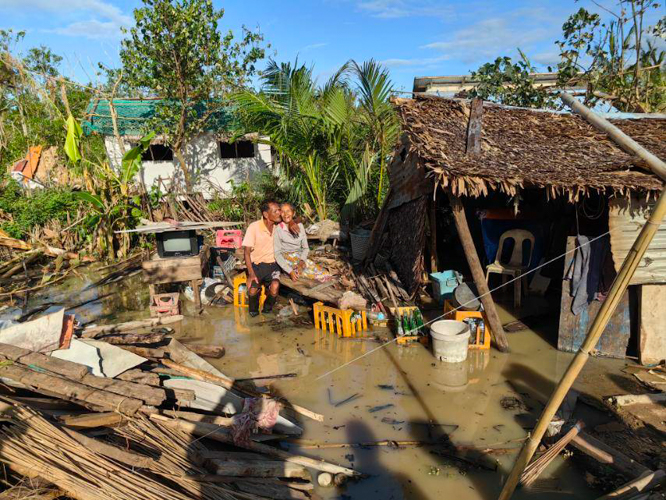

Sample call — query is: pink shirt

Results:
[242,219,276,264]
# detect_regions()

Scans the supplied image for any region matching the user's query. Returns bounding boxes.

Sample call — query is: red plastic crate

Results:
[150,292,181,317]
[216,229,243,249]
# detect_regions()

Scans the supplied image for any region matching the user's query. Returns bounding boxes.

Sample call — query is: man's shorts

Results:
[250,262,281,289]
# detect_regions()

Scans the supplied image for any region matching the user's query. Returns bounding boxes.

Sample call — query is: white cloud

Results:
[420,7,563,65]
[51,20,125,40]
[381,54,451,68]
[300,42,328,52]
[356,0,453,19]
[5,0,131,39]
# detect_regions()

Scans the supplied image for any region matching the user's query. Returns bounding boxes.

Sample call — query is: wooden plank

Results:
[558,237,631,358]
[81,315,183,337]
[0,343,88,380]
[571,431,652,479]
[0,363,143,414]
[638,284,666,365]
[208,459,309,479]
[278,276,344,305]
[141,246,208,285]
[59,412,124,429]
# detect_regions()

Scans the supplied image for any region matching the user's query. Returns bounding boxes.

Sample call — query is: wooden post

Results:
[192,279,202,313]
[498,95,666,500]
[448,193,509,352]
[466,98,483,154]
[428,201,438,273]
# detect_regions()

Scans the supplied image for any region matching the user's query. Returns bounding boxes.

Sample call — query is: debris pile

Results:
[0,312,360,499]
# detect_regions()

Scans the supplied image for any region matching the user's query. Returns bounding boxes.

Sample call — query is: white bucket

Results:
[430,320,471,363]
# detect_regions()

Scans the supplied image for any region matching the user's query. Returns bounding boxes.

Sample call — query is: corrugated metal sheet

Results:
[609,196,666,285]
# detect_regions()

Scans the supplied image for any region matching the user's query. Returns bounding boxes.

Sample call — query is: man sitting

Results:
[242,200,282,317]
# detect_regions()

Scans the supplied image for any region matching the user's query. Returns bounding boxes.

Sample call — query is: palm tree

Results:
[232,58,399,223]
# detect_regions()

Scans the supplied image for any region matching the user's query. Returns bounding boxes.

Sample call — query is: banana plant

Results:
[74,131,155,259]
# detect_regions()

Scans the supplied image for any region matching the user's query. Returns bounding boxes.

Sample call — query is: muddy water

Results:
[18,274,623,500]
[176,302,609,500]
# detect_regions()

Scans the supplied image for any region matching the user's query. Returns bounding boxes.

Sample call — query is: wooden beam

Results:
[465,98,483,155]
[447,193,509,352]
[571,431,651,479]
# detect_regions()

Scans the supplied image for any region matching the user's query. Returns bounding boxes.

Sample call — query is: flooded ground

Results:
[6,271,651,500]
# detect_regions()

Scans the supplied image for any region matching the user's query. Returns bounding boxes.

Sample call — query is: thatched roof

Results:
[395,95,665,199]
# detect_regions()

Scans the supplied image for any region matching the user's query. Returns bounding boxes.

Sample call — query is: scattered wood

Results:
[596,469,665,500]
[159,410,234,427]
[58,412,124,429]
[78,373,166,407]
[520,422,584,486]
[571,431,652,479]
[119,346,166,359]
[97,332,166,345]
[80,315,184,338]
[115,369,160,386]
[208,459,310,479]
[151,414,361,477]
[179,344,225,359]
[608,393,666,407]
[317,472,333,487]
[0,363,143,415]
[236,373,298,382]
[0,343,88,380]
[286,438,443,449]
[430,448,498,471]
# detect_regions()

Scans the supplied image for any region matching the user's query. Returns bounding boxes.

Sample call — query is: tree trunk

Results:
[174,146,192,193]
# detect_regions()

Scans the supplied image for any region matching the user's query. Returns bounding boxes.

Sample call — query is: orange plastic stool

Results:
[313,302,367,337]
[233,273,266,309]
[443,300,491,350]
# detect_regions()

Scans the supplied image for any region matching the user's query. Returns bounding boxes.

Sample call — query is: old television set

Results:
[156,230,199,258]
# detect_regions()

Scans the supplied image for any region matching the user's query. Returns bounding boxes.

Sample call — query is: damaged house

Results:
[367,94,666,362]
[82,99,273,196]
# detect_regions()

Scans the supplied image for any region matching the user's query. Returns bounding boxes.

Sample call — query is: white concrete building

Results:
[84,99,274,197]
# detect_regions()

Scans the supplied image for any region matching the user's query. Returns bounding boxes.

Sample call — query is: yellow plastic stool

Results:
[233,273,267,309]
[443,300,491,350]
[313,302,367,337]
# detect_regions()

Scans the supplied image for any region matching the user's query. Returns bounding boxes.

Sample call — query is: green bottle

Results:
[396,311,404,336]
[414,309,424,330]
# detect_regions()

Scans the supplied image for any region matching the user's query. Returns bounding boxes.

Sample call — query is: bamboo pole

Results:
[499,187,666,500]
[498,96,666,500]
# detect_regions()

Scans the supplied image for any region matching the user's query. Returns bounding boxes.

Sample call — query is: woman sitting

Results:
[274,203,331,282]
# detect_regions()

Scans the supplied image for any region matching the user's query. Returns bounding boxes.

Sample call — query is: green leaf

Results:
[73,191,105,212]
[64,115,83,165]
[121,131,156,185]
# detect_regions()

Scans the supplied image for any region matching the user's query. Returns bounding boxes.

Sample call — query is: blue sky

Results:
[2,0,664,92]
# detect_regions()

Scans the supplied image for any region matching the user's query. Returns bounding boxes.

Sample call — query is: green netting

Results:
[82,99,239,136]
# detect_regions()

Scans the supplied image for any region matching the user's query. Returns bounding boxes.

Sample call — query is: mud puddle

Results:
[13,272,631,499]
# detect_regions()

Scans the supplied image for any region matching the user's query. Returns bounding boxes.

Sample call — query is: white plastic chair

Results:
[485,229,535,308]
